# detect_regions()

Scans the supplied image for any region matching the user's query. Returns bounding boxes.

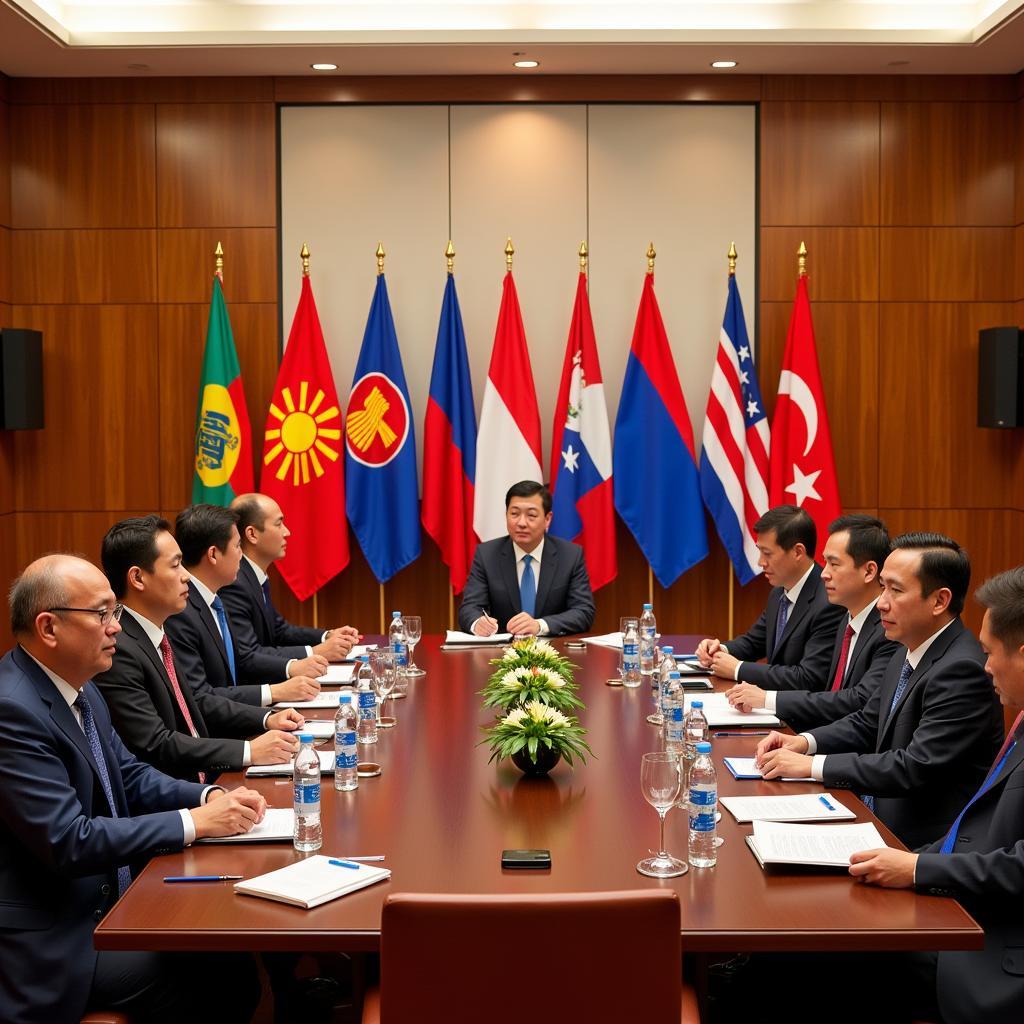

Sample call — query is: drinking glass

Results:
[404,615,425,677]
[637,751,688,878]
[370,650,396,728]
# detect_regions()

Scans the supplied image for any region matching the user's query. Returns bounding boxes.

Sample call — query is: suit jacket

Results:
[812,618,1004,848]
[774,605,900,733]
[93,612,267,782]
[914,720,1024,1024]
[164,581,265,707]
[726,563,846,691]
[457,535,595,637]
[0,647,203,1024]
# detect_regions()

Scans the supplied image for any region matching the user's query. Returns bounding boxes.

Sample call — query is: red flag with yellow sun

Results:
[261,272,349,599]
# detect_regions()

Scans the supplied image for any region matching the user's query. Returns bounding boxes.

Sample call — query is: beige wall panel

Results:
[588,105,758,444]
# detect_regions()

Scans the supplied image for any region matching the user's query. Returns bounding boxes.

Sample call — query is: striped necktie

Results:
[773,596,790,651]
[159,637,206,785]
[211,595,236,683]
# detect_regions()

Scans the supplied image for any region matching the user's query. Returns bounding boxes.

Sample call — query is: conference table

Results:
[94,635,982,955]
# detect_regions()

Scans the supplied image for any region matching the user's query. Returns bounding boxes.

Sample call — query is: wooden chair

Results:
[361,889,700,1024]
[80,1013,131,1024]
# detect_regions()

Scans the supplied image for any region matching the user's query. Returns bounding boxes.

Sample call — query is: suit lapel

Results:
[843,607,882,687]
[122,612,167,681]
[190,583,232,675]
[777,566,820,650]
[242,559,274,637]
[498,539,520,615]
[824,614,847,686]
[534,538,557,615]
[766,589,784,658]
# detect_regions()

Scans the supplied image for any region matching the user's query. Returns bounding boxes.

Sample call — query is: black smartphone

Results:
[501,848,552,869]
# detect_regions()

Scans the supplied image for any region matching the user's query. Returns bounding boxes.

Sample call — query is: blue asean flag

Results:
[345,274,421,582]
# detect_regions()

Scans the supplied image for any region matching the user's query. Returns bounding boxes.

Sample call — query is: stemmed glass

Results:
[637,751,688,878]
[370,650,396,728]
[404,615,425,677]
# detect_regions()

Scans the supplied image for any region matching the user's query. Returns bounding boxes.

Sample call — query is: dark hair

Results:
[828,514,891,571]
[975,567,1024,650]
[102,515,172,598]
[754,505,816,559]
[9,563,68,636]
[505,480,552,516]
[891,532,970,615]
[231,494,267,538]
[175,504,239,568]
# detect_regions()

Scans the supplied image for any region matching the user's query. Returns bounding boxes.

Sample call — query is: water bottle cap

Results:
[339,693,352,703]
[392,611,401,618]
[691,700,703,708]
[696,741,712,754]
[661,646,674,653]
[358,654,370,662]
[669,671,681,679]
[298,733,314,743]
[643,603,652,610]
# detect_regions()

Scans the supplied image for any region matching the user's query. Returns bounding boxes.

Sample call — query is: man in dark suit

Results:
[849,565,1024,1024]
[222,492,360,681]
[756,532,1004,848]
[696,504,846,691]
[0,554,264,1024]
[94,515,302,781]
[165,504,321,708]
[727,514,900,732]
[458,480,595,637]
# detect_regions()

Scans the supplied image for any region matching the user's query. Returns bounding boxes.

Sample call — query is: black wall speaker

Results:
[0,328,45,431]
[978,326,1024,429]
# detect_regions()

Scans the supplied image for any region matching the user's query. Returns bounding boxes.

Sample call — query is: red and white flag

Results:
[473,271,543,542]
[769,274,841,555]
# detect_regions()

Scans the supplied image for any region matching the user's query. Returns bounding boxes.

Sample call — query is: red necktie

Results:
[159,636,206,785]
[829,623,855,692]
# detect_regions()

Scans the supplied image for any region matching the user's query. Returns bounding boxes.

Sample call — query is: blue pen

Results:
[328,859,361,870]
[819,795,836,811]
[163,875,243,883]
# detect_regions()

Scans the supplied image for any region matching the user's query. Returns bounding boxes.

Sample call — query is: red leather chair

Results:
[80,1014,131,1024]
[362,889,700,1023]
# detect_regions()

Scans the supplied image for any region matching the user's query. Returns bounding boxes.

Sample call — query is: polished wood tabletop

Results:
[95,635,983,954]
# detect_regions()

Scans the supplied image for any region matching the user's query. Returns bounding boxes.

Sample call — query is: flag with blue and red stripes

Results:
[699,273,771,584]
[422,272,478,594]
[613,272,708,587]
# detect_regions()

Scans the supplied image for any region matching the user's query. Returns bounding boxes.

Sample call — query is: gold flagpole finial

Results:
[300,243,310,277]
[214,241,224,281]
[728,241,737,277]
[445,239,455,274]
[505,237,515,272]
[798,241,808,278]
[646,242,656,275]
[376,242,386,276]
[579,241,588,274]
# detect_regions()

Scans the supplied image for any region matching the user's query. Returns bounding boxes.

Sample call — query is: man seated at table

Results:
[94,515,303,782]
[755,532,1004,848]
[165,504,321,708]
[458,480,595,637]
[726,514,900,731]
[0,553,265,1024]
[849,566,1024,1024]
[695,504,845,690]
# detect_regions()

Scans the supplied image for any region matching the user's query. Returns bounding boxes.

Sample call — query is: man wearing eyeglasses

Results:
[0,553,264,1024]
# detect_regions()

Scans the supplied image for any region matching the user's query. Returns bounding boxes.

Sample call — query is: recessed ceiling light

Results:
[711,60,738,69]
[514,60,540,69]
[310,63,338,72]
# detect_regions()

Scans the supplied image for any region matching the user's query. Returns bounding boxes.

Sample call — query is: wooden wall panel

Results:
[0,92,10,227]
[10,105,156,229]
[880,103,1015,227]
[1016,99,1024,228]
[10,78,274,105]
[0,226,9,302]
[157,228,277,303]
[761,103,880,226]
[763,76,1016,103]
[0,514,14,649]
[1016,224,1024,302]
[156,104,276,228]
[760,227,878,301]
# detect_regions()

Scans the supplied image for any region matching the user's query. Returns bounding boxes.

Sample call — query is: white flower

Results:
[525,701,571,728]
[501,647,520,662]
[503,707,528,727]
[532,639,556,655]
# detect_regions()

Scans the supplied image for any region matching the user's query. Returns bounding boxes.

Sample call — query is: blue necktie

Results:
[261,579,272,608]
[773,596,790,651]
[211,595,236,683]
[520,554,537,617]
[863,659,915,813]
[74,692,132,897]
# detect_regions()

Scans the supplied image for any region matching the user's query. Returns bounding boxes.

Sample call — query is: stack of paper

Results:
[685,693,780,727]
[581,632,624,649]
[443,630,513,644]
[246,751,335,777]
[720,793,855,823]
[343,644,378,661]
[196,807,296,842]
[296,720,335,740]
[235,855,391,909]
[274,692,347,709]
[723,757,813,782]
[318,664,356,685]
[746,820,887,868]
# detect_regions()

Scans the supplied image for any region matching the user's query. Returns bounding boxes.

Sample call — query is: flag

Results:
[345,274,421,582]
[473,271,543,542]
[422,273,478,594]
[261,275,349,600]
[699,273,771,584]
[613,273,708,587]
[549,272,617,590]
[769,274,841,556]
[191,275,254,504]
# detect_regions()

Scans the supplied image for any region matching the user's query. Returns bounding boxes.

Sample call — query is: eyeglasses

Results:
[48,603,124,626]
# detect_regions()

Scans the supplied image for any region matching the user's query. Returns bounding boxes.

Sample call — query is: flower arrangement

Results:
[483,700,593,768]
[495,636,576,682]
[479,636,581,712]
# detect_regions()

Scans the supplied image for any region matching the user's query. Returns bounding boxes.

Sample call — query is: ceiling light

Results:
[710,60,738,69]
[514,60,540,69]
[310,63,338,71]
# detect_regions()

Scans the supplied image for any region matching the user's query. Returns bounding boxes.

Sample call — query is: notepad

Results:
[234,855,391,909]
[685,694,780,727]
[720,793,856,823]
[746,820,887,869]
[196,807,296,842]
[274,692,347,709]
[245,751,335,777]
[296,719,335,740]
[342,644,378,661]
[723,757,814,782]
[443,630,513,644]
[318,664,356,685]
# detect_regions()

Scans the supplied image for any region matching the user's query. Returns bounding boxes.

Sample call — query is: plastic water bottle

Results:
[688,741,718,868]
[293,734,322,852]
[334,694,358,792]
[639,603,657,680]
[389,611,408,673]
[621,619,642,688]
[662,672,684,751]
[356,660,378,745]
[682,700,710,793]
[650,645,675,725]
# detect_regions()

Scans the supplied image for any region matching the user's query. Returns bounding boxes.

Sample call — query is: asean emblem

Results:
[264,382,342,486]
[195,384,241,487]
[345,372,409,468]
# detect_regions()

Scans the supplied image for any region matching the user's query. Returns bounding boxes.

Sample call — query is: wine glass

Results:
[404,615,425,677]
[370,651,396,728]
[637,751,688,878]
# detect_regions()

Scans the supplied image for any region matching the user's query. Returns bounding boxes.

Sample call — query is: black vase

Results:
[511,744,562,776]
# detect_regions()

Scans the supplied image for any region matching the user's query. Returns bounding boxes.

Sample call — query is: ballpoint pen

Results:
[819,795,837,811]
[328,859,361,869]
[163,875,244,883]
[714,731,770,737]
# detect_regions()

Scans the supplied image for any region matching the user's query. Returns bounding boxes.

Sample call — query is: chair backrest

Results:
[379,889,682,1024]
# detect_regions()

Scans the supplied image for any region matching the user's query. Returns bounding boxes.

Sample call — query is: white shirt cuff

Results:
[285,659,296,677]
[764,691,778,712]
[802,732,818,755]
[242,741,252,767]
[261,711,271,729]
[317,637,326,647]
[537,619,549,637]
[179,809,196,846]
[260,684,272,706]
[733,661,744,681]
[811,755,827,781]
